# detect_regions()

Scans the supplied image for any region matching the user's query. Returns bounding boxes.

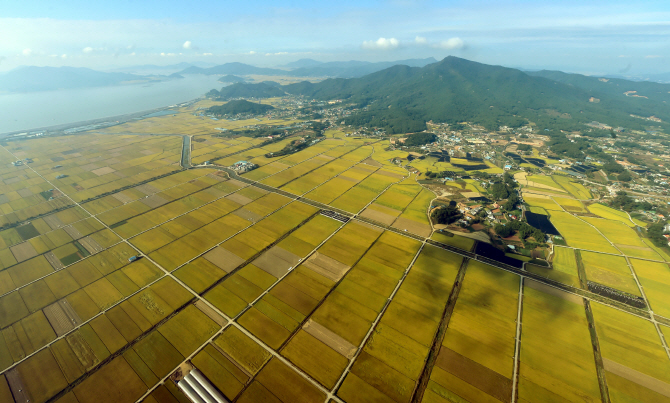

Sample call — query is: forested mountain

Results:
[206,100,274,116]
[285,57,437,78]
[209,82,285,99]
[283,56,670,133]
[181,58,437,79]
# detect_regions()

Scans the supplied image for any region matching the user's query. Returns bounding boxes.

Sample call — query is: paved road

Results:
[181,135,191,168]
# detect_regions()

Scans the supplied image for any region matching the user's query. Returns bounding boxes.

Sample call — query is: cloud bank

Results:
[362,37,400,50]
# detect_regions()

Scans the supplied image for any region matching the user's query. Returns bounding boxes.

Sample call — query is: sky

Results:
[2,0,670,75]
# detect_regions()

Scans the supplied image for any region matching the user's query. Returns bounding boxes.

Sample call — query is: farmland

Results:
[0,101,668,403]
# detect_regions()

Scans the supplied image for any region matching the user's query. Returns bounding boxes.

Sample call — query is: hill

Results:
[286,57,437,78]
[283,56,670,133]
[206,100,274,116]
[0,66,149,92]
[178,62,285,76]
[218,74,247,83]
[211,82,285,99]
[280,58,323,69]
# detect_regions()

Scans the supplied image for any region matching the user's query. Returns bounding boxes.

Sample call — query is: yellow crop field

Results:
[591,302,670,401]
[518,283,601,402]
[580,217,659,261]
[552,174,591,199]
[587,203,638,227]
[549,211,619,254]
[524,195,563,211]
[553,196,586,212]
[581,251,640,295]
[630,259,670,319]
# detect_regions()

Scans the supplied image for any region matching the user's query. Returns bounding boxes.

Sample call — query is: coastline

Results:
[0,96,203,138]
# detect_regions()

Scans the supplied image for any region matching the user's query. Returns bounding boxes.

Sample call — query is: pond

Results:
[525,212,560,235]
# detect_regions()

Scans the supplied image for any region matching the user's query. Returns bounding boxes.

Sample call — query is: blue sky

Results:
[2,0,669,75]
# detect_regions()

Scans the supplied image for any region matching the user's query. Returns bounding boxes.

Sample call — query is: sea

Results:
[0,75,222,135]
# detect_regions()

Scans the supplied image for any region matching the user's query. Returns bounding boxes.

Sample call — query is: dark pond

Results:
[525,212,560,235]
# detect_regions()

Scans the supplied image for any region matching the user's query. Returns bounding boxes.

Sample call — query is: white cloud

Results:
[61,54,67,59]
[183,40,192,49]
[415,36,427,44]
[361,37,400,50]
[22,48,32,56]
[435,37,464,50]
[202,53,213,56]
[248,51,256,54]
[82,46,94,53]
[645,55,660,58]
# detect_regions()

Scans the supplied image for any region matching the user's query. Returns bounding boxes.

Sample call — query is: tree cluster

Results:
[403,132,437,146]
[647,222,668,248]
[431,201,462,225]
[494,221,545,242]
[610,191,652,212]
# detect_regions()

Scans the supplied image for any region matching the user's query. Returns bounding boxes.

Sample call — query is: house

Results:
[231,160,257,173]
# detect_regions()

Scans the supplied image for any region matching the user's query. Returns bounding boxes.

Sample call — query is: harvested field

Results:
[10,242,38,262]
[43,300,82,336]
[359,205,400,226]
[392,217,432,238]
[203,246,246,273]
[302,252,351,282]
[253,246,301,278]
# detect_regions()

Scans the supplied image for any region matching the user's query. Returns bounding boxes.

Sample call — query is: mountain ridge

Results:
[282,56,670,133]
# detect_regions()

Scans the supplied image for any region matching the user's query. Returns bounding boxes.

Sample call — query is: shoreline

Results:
[0,96,203,138]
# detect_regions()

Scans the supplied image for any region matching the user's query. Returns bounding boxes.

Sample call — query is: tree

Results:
[602,161,624,174]
[431,202,462,224]
[404,132,437,146]
[618,170,632,182]
[489,182,511,200]
[494,224,514,238]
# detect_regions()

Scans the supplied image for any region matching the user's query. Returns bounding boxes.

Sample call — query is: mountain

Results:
[218,74,247,83]
[286,57,438,78]
[283,56,670,133]
[111,62,217,73]
[0,66,151,93]
[280,58,323,69]
[178,62,286,76]
[206,100,274,116]
[179,58,437,79]
[211,82,286,99]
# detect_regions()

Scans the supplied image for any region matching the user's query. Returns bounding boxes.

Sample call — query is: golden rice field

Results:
[588,203,644,227]
[549,211,619,254]
[553,174,592,199]
[0,104,667,403]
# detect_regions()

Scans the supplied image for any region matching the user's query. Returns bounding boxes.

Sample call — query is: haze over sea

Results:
[0,75,221,135]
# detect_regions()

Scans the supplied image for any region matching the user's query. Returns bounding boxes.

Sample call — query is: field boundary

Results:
[410,257,470,403]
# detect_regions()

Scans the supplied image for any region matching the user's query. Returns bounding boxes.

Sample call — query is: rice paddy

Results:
[0,108,666,403]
